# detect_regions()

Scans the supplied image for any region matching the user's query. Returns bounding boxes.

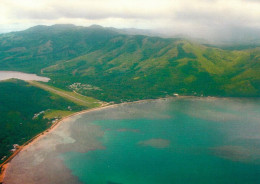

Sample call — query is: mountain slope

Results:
[0,25,259,102]
[0,24,118,72]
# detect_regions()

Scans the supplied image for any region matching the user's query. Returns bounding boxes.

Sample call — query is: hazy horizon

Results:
[1,0,260,44]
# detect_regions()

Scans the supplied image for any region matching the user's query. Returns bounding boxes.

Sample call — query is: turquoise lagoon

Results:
[4,97,260,184]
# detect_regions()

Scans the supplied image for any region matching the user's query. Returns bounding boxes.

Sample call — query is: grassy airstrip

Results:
[28,81,102,108]
[0,79,104,171]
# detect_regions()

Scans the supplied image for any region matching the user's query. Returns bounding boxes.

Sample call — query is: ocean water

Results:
[4,97,260,184]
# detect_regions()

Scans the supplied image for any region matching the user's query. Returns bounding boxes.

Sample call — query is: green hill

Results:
[0,24,259,102]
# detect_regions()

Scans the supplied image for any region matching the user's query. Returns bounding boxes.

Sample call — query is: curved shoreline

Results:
[0,95,234,182]
[0,103,111,183]
[0,97,173,182]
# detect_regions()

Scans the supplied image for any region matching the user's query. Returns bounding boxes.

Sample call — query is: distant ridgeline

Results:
[0,24,259,102]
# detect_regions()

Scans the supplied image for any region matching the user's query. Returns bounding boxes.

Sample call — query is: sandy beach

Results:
[0,102,113,183]
[0,164,8,183]
[2,96,258,184]
[0,96,177,183]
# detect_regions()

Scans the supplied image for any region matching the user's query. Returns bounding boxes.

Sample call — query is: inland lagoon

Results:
[4,97,260,184]
[0,71,50,82]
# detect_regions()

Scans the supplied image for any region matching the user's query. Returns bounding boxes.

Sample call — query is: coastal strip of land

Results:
[0,103,110,183]
[0,80,104,183]
[0,95,180,183]
[28,81,102,108]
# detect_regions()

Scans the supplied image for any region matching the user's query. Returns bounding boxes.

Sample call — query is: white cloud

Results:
[0,0,260,42]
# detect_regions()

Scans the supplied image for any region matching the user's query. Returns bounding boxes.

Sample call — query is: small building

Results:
[13,144,19,149]
[173,93,179,97]
[52,119,58,123]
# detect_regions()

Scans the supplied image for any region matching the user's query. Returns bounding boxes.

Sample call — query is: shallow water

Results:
[0,71,50,82]
[4,97,260,184]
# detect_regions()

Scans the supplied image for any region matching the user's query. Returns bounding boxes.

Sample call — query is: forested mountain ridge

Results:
[0,24,259,102]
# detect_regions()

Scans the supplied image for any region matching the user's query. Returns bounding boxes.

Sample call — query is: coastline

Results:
[0,97,170,183]
[1,95,256,182]
[0,164,8,184]
[0,95,223,182]
[0,103,110,183]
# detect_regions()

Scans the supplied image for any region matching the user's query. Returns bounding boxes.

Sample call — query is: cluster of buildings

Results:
[10,144,19,152]
[69,82,101,91]
[51,118,59,124]
[33,111,45,119]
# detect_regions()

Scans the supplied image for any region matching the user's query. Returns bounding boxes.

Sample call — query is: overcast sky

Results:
[1,0,260,42]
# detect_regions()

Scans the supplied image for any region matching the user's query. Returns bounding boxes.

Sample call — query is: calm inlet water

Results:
[0,71,50,82]
[4,97,260,184]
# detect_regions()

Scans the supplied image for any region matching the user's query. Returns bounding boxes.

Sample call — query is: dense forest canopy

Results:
[0,25,259,102]
[0,79,85,163]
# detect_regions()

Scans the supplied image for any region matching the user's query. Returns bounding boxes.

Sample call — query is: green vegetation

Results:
[43,110,74,119]
[0,79,100,164]
[28,81,101,108]
[0,24,258,102]
[0,24,259,168]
